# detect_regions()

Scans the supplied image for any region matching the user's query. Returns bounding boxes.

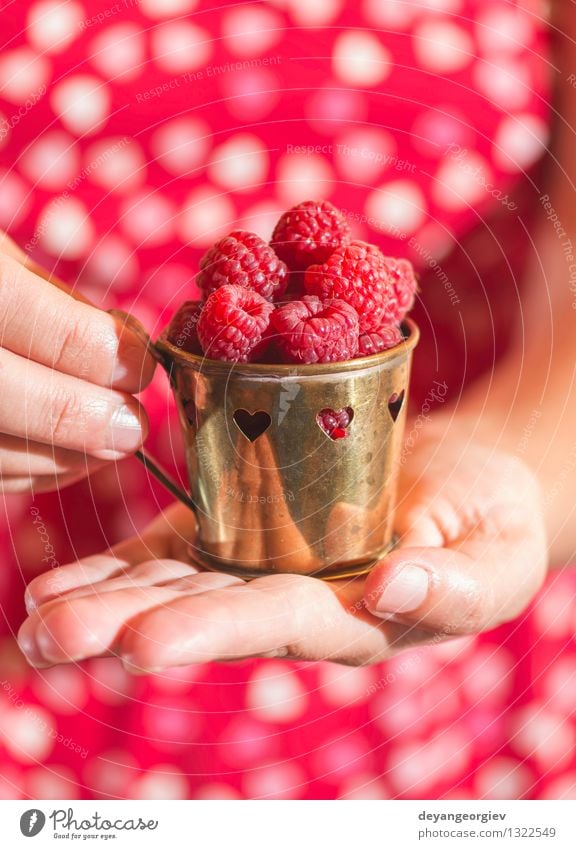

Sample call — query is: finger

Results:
[364,499,547,636]
[0,470,103,493]
[120,574,397,671]
[0,252,155,392]
[19,567,241,666]
[0,346,148,459]
[0,433,108,476]
[25,503,198,609]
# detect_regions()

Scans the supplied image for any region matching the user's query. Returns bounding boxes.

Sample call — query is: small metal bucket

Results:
[147,319,419,580]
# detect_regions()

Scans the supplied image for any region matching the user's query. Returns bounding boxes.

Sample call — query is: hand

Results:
[0,233,155,492]
[18,421,548,669]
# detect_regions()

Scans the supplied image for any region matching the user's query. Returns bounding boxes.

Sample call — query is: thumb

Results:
[363,509,547,637]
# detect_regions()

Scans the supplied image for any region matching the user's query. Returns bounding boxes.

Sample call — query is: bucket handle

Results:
[109,310,198,516]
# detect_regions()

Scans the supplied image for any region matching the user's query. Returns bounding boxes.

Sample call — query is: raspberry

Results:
[357,324,403,357]
[317,407,354,440]
[197,284,274,362]
[271,295,359,364]
[382,256,418,323]
[271,200,351,270]
[166,300,202,354]
[197,230,288,301]
[304,241,394,333]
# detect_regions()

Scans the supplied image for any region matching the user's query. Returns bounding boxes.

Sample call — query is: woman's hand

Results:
[18,422,548,669]
[0,233,155,492]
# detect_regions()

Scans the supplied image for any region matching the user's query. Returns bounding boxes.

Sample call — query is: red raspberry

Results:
[197,231,288,301]
[197,284,274,362]
[271,295,359,364]
[317,407,354,440]
[382,256,418,323]
[357,324,403,357]
[304,241,394,333]
[166,301,202,354]
[271,200,351,270]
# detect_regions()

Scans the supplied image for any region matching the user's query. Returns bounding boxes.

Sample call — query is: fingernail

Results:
[102,404,144,457]
[374,564,429,617]
[24,590,37,614]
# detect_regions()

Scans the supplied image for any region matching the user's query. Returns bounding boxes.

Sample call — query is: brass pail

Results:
[149,319,419,580]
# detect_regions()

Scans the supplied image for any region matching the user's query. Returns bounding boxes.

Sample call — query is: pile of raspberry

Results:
[166,200,417,365]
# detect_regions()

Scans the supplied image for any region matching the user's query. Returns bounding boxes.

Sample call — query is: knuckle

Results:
[52,312,92,373]
[48,388,89,447]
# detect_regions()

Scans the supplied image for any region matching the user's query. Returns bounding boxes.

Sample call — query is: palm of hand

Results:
[19,430,547,671]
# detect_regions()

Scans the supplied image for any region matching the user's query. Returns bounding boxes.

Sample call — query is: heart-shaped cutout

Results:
[388,390,405,422]
[317,407,354,440]
[233,409,271,442]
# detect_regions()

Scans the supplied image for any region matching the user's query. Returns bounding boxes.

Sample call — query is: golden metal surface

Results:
[155,319,419,580]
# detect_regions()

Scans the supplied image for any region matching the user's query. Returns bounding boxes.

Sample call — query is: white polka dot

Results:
[223,68,280,121]
[287,0,343,27]
[314,735,372,780]
[0,48,50,104]
[219,719,277,767]
[30,667,88,715]
[87,658,133,705]
[433,151,493,210]
[139,0,197,17]
[246,663,308,722]
[533,583,576,637]
[335,128,397,183]
[412,108,472,158]
[194,784,241,800]
[388,731,470,795]
[1,706,55,763]
[84,136,146,193]
[0,169,31,229]
[0,110,9,150]
[151,22,212,74]
[511,706,575,770]
[151,118,210,176]
[476,8,534,54]
[365,179,426,236]
[413,21,474,73]
[494,114,549,173]
[544,658,576,715]
[209,133,268,193]
[474,57,531,110]
[332,31,391,86]
[243,762,306,800]
[461,646,514,706]
[222,6,283,56]
[85,235,139,292]
[363,0,419,28]
[84,750,139,800]
[26,765,77,799]
[121,192,176,247]
[20,131,80,190]
[132,765,189,800]
[179,187,236,246]
[338,773,389,800]
[542,773,576,800]
[306,87,367,136]
[475,757,533,800]
[89,23,146,82]
[237,201,285,240]
[38,197,95,259]
[0,766,24,800]
[51,74,110,136]
[318,663,374,706]
[276,152,334,205]
[27,1,84,54]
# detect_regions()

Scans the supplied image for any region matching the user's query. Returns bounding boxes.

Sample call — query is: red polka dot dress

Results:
[1,0,570,801]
